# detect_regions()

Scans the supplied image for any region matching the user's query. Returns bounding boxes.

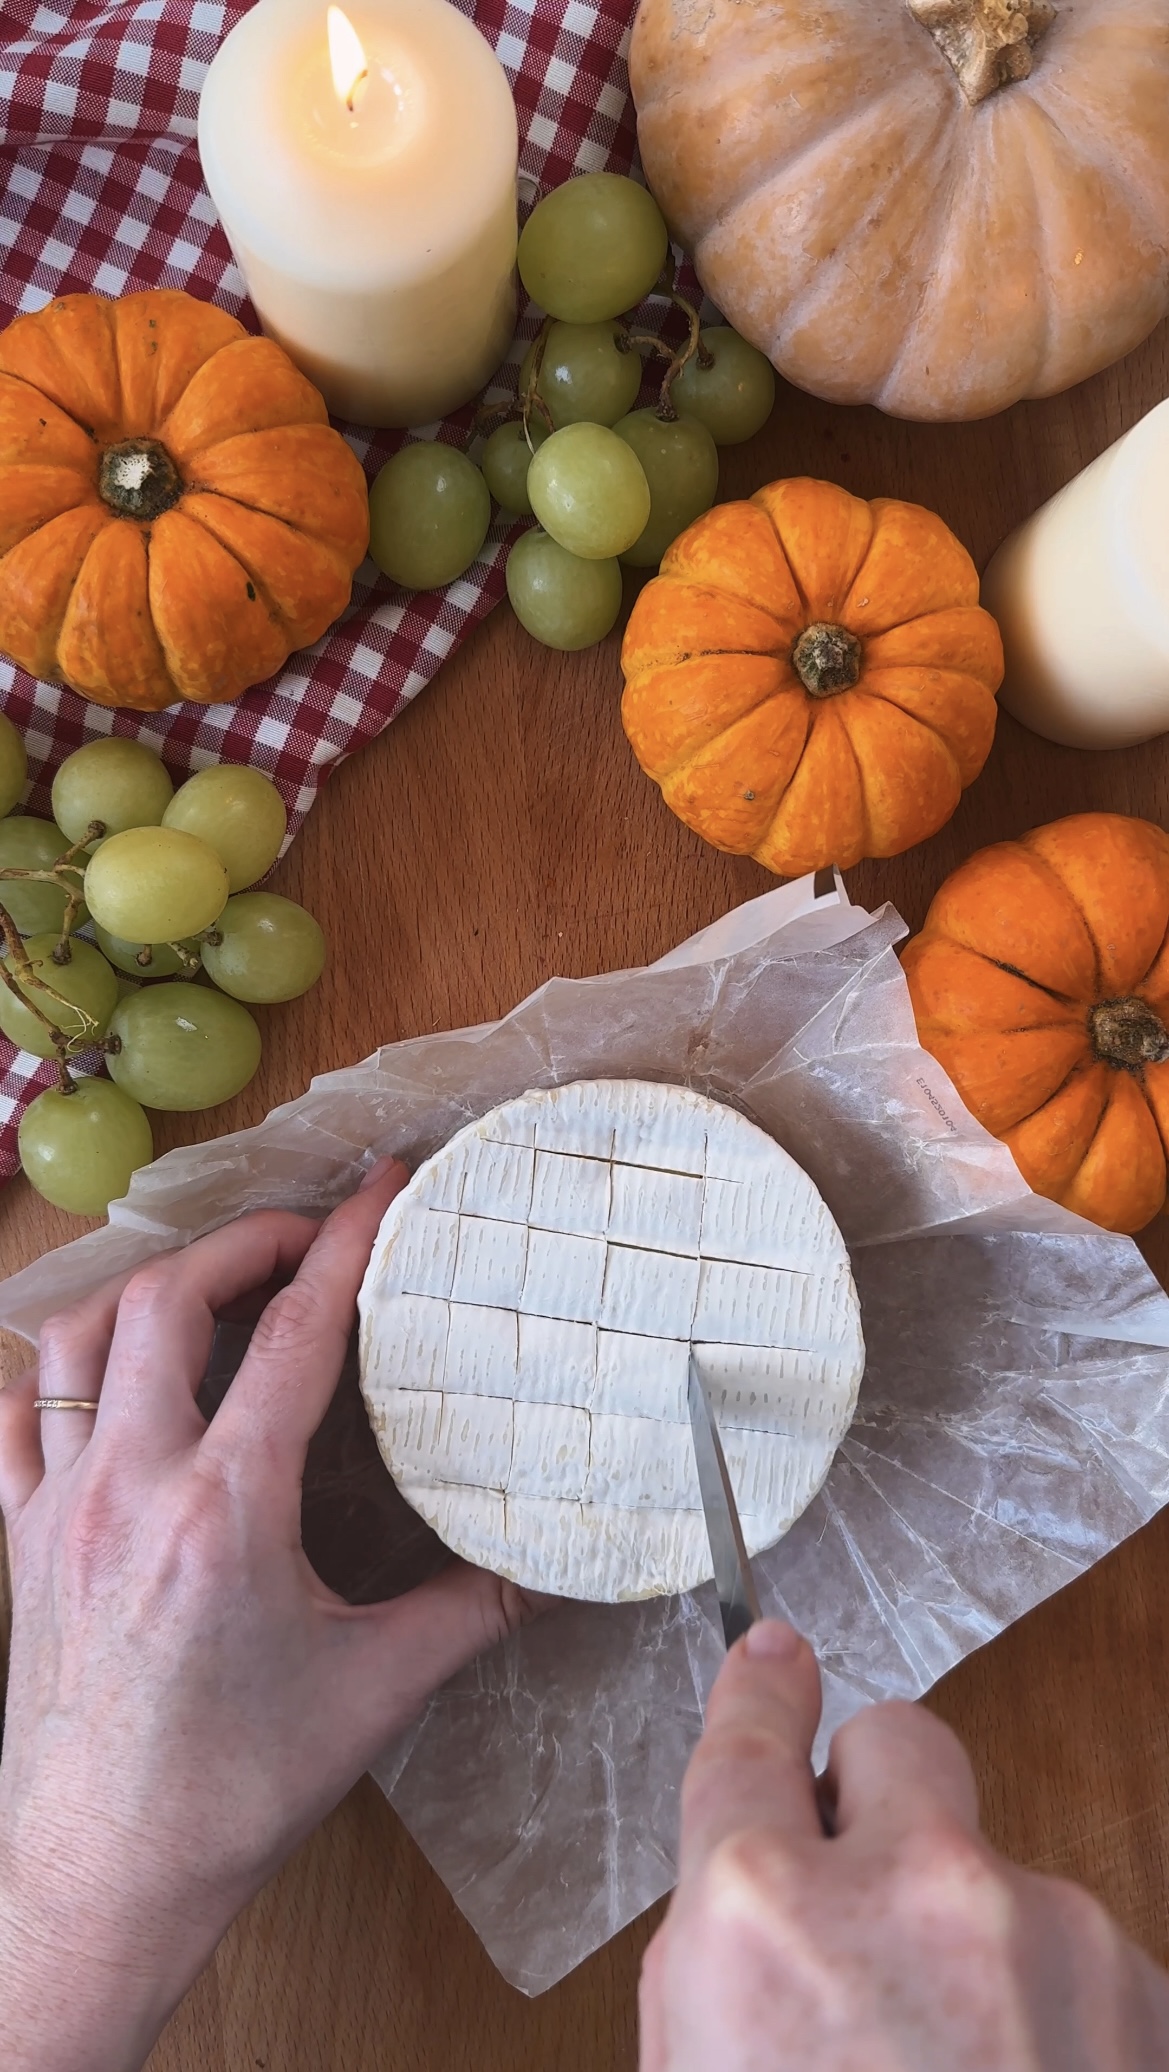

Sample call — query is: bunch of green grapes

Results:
[0,730,326,1220]
[365,172,776,653]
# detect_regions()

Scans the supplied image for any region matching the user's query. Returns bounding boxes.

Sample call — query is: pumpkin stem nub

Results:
[792,623,863,698]
[907,0,1055,105]
[98,438,183,520]
[1090,996,1169,1073]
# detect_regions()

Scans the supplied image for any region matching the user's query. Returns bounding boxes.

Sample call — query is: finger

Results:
[96,1212,323,1455]
[0,1367,45,1518]
[827,1698,980,1839]
[33,1263,149,1474]
[332,1558,553,1755]
[204,1160,409,1485]
[637,1930,669,2072]
[679,1621,824,1876]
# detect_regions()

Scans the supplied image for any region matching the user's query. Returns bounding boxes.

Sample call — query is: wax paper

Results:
[4,873,1169,1996]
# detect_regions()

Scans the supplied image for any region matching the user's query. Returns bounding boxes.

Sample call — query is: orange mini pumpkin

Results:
[620,478,1003,875]
[903,813,1169,1234]
[0,290,370,710]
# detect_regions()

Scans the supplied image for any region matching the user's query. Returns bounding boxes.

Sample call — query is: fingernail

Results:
[745,1620,802,1662]
[359,1155,406,1192]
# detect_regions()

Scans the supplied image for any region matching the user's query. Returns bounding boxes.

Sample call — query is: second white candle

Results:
[982,399,1169,751]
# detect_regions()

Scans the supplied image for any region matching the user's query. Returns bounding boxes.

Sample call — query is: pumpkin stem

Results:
[792,623,863,697]
[907,0,1055,105]
[99,437,183,520]
[1090,996,1169,1073]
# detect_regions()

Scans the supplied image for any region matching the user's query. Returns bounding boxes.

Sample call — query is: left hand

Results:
[0,1158,545,2072]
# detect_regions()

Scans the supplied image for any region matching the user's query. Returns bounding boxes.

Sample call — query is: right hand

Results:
[641,1620,1169,2070]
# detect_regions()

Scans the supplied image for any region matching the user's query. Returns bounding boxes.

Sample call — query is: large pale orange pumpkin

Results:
[630,0,1169,422]
[903,813,1169,1233]
[620,477,1003,875]
[0,290,370,710]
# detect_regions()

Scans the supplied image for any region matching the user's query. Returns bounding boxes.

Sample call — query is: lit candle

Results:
[198,0,518,429]
[982,400,1169,750]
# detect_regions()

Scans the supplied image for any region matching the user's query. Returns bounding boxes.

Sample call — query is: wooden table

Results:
[4,325,1169,2068]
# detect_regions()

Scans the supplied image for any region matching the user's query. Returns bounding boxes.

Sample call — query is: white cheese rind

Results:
[358,1079,865,1601]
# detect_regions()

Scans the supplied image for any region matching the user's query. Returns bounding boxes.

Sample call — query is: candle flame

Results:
[327,6,368,111]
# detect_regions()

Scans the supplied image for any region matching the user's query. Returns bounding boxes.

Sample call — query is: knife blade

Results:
[687,1351,762,1647]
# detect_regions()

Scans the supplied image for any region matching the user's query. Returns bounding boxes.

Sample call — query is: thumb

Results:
[340,1559,554,1744]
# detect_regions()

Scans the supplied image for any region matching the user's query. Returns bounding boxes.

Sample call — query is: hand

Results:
[641,1622,1169,2071]
[0,1159,544,2072]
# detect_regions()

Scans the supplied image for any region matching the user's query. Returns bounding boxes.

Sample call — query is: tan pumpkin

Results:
[0,290,369,710]
[620,477,1003,875]
[630,0,1169,422]
[903,813,1169,1233]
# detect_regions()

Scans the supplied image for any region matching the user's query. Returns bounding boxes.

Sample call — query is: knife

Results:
[687,1351,762,1647]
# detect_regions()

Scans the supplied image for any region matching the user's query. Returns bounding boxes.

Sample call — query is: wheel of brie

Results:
[357,1080,865,1601]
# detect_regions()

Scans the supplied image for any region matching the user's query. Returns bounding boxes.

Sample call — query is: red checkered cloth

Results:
[0,0,646,1185]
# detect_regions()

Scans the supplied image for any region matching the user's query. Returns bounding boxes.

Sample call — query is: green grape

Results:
[518,173,669,324]
[519,322,642,430]
[202,892,326,1003]
[506,532,623,652]
[19,1076,154,1217]
[614,409,720,568]
[481,419,549,517]
[671,328,777,446]
[92,924,201,979]
[528,423,651,560]
[107,983,262,1112]
[51,737,173,846]
[369,445,491,590]
[0,712,28,818]
[163,766,287,894]
[0,933,119,1058]
[85,827,229,944]
[0,817,85,935]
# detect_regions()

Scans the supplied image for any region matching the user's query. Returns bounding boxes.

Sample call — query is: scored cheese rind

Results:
[357,1079,865,1602]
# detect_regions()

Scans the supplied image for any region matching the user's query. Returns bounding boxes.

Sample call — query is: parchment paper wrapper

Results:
[5,873,1169,1996]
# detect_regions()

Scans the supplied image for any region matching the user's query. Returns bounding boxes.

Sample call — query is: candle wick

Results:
[346,66,368,113]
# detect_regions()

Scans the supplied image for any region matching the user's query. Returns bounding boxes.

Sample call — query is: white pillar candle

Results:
[982,400,1169,751]
[198,0,518,430]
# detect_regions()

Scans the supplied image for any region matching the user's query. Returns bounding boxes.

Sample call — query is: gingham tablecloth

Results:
[0,0,643,1184]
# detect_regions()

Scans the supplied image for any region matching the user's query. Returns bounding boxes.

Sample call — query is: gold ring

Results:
[33,1397,101,1412]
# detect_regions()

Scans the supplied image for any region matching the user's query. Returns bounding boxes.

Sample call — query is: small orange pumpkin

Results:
[903,812,1169,1234]
[620,477,1003,875]
[0,290,370,710]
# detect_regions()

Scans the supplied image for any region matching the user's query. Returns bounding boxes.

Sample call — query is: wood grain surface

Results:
[3,319,1169,2069]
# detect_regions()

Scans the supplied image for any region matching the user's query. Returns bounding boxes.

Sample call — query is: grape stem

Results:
[472,319,556,450]
[0,899,93,1053]
[617,255,714,422]
[53,875,86,964]
[56,1058,78,1096]
[472,256,713,452]
[655,252,714,368]
[168,940,203,977]
[519,318,556,451]
[0,824,93,967]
